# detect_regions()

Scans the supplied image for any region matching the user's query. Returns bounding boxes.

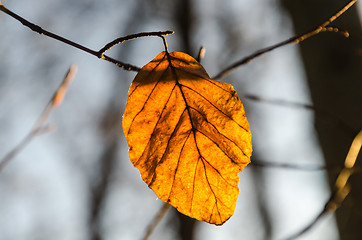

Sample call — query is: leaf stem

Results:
[160,35,170,53]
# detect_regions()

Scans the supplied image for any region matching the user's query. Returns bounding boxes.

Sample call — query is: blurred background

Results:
[0,0,361,239]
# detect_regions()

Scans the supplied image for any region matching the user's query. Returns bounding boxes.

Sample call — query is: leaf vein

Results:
[189,106,249,158]
[181,84,248,133]
[167,129,192,202]
[127,65,171,136]
[128,53,167,97]
[200,159,223,224]
[133,82,177,167]
[176,67,232,93]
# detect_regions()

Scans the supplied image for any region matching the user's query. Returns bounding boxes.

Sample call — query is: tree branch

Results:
[142,203,171,240]
[212,0,356,80]
[243,94,357,138]
[283,130,362,240]
[0,64,77,172]
[0,3,173,71]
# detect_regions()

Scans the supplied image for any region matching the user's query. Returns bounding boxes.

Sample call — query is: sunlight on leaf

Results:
[123,51,252,225]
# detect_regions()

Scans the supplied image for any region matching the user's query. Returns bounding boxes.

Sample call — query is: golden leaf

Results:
[123,51,252,225]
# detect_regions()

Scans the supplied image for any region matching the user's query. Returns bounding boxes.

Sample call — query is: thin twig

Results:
[283,130,362,240]
[0,3,173,71]
[212,0,357,80]
[98,31,173,70]
[253,160,362,173]
[252,160,362,173]
[252,161,335,172]
[283,208,329,240]
[243,94,357,138]
[142,203,171,240]
[98,31,173,56]
[0,65,77,172]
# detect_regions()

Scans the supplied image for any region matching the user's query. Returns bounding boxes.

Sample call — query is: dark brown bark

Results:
[280,1,362,239]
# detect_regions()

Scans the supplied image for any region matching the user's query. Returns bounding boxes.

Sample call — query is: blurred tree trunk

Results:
[281,0,362,239]
[89,3,149,239]
[173,0,198,239]
[90,105,120,240]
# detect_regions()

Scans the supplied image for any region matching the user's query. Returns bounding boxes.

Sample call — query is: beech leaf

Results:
[123,51,252,225]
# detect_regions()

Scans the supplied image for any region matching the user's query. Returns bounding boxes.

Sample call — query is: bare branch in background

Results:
[244,94,357,138]
[283,130,361,240]
[0,64,77,172]
[252,161,332,172]
[142,203,171,240]
[0,0,355,78]
[212,0,357,80]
